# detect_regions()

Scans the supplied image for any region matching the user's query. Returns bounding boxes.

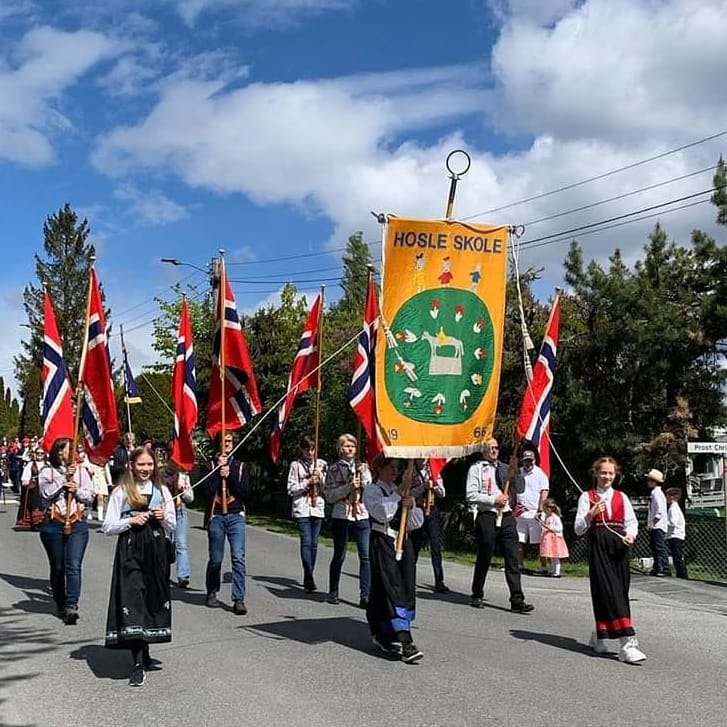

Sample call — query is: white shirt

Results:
[287,457,327,519]
[102,482,176,536]
[667,501,686,540]
[465,460,510,514]
[363,480,424,534]
[38,464,95,516]
[516,464,549,517]
[574,487,638,538]
[648,486,668,532]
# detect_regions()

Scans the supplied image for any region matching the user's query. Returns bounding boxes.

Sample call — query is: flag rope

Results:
[169,328,361,502]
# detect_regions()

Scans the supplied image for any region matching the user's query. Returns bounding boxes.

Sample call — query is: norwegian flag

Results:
[171,297,198,470]
[41,290,74,446]
[270,294,322,463]
[80,269,119,462]
[349,274,383,463]
[206,275,261,437]
[515,295,561,477]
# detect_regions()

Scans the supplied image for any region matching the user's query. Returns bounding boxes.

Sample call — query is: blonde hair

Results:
[120,446,162,509]
[336,433,357,455]
[542,498,561,517]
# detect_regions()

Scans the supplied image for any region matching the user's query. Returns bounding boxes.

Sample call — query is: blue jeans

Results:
[206,512,246,600]
[649,529,670,575]
[175,507,191,580]
[297,517,323,586]
[329,518,371,600]
[39,518,89,610]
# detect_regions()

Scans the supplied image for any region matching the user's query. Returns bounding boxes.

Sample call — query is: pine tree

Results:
[15,204,98,428]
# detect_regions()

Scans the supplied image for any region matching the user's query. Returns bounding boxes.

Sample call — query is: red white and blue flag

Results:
[206,275,261,437]
[270,293,322,463]
[171,297,198,470]
[41,290,74,446]
[349,274,383,463]
[515,295,561,477]
[80,269,119,462]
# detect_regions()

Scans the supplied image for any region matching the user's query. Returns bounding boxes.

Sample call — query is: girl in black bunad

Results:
[363,455,424,664]
[38,437,95,624]
[574,456,646,664]
[102,445,176,686]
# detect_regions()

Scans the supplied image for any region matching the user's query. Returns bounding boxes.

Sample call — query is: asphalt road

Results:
[1,499,726,727]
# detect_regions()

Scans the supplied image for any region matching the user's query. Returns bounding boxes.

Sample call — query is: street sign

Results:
[687,441,727,454]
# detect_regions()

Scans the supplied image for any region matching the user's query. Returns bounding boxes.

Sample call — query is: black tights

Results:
[130,640,149,666]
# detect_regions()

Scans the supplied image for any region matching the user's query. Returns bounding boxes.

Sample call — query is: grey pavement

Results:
[1,499,726,727]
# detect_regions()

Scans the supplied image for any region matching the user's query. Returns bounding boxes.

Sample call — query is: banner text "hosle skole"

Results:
[392,230,504,254]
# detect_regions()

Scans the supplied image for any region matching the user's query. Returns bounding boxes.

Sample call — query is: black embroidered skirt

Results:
[105,521,172,648]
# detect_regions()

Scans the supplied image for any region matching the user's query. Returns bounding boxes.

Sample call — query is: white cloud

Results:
[90,0,727,289]
[169,0,356,28]
[0,25,120,165]
[114,184,189,225]
[489,0,727,142]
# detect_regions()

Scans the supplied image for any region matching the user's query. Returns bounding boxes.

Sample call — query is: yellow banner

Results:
[375,216,508,457]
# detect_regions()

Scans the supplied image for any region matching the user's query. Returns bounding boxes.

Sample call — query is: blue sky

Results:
[2,0,726,393]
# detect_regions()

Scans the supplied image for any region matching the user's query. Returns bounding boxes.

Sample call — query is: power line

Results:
[522,198,710,252]
[522,164,717,227]
[519,186,719,248]
[461,128,727,220]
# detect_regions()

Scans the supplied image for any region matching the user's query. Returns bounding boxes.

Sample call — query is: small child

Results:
[665,487,688,579]
[539,498,569,577]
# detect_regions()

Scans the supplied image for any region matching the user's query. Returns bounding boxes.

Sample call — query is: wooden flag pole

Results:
[64,258,95,535]
[218,250,229,515]
[311,285,325,505]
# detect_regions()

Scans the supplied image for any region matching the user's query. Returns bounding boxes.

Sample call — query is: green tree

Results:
[15,204,99,430]
[150,284,215,426]
[123,370,174,445]
[18,367,42,438]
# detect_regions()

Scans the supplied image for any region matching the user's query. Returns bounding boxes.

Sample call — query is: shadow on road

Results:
[68,644,131,681]
[244,615,373,655]
[416,587,471,606]
[510,629,594,656]
[252,574,329,603]
[0,572,57,618]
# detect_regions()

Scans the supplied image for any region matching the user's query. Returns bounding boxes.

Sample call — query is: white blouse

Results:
[102,482,176,537]
[574,486,638,538]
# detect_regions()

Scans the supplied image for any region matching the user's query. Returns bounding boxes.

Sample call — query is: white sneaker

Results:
[588,632,609,654]
[618,637,647,663]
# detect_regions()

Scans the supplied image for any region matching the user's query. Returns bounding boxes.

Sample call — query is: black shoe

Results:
[63,606,79,625]
[433,582,450,594]
[359,598,368,609]
[470,597,485,609]
[129,663,145,687]
[233,599,248,615]
[178,578,190,588]
[55,608,66,620]
[326,594,339,605]
[511,601,535,614]
[401,643,424,664]
[205,592,220,608]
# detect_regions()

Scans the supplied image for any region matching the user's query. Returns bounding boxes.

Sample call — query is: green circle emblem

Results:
[384,289,495,424]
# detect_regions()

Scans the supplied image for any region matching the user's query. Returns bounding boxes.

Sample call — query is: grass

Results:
[246,514,592,577]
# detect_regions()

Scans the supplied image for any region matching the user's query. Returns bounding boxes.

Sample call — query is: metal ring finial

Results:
[446,149,471,178]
